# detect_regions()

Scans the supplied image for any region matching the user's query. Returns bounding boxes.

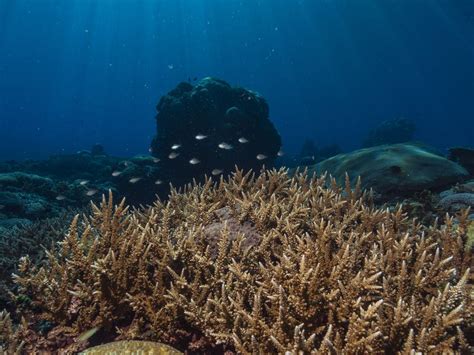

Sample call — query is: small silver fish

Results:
[86,189,98,196]
[121,161,130,166]
[211,169,223,176]
[152,158,160,163]
[112,171,122,177]
[129,177,142,184]
[155,179,163,185]
[277,150,284,157]
[189,158,200,165]
[148,147,153,153]
[256,154,267,160]
[238,137,249,143]
[77,326,100,342]
[56,195,66,201]
[218,142,233,150]
[225,106,239,116]
[79,180,89,186]
[168,152,180,159]
[171,144,181,150]
[195,134,207,140]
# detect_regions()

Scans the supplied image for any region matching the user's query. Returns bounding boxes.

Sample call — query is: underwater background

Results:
[1,1,474,353]
[1,0,473,160]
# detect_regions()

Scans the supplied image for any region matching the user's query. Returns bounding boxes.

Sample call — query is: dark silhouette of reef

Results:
[296,138,342,166]
[362,117,416,148]
[449,147,474,176]
[150,77,282,187]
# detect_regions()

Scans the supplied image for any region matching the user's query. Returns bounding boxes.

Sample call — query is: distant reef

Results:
[362,117,416,148]
[0,143,473,233]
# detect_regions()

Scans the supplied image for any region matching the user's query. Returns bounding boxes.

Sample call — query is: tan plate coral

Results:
[80,340,182,355]
[2,168,473,353]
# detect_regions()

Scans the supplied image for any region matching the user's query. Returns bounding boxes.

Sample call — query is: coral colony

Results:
[1,79,473,353]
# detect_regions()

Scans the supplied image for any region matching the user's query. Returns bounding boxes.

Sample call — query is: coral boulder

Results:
[308,143,469,199]
[150,77,281,187]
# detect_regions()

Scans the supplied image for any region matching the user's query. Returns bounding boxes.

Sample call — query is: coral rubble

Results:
[2,169,471,353]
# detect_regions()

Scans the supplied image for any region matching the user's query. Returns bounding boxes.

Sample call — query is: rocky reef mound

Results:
[2,169,471,353]
[150,77,281,187]
[308,143,469,199]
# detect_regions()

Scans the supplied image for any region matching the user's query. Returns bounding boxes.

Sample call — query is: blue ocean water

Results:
[0,0,473,161]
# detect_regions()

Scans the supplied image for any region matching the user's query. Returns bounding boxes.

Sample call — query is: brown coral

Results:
[7,168,473,353]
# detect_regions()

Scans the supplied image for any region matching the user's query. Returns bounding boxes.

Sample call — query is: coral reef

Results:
[394,190,441,226]
[0,209,80,313]
[0,310,18,354]
[453,180,474,194]
[0,153,165,224]
[308,143,469,200]
[439,193,474,212]
[362,117,416,148]
[150,77,281,187]
[449,147,474,176]
[0,172,58,230]
[91,144,106,156]
[3,169,472,353]
[21,153,117,181]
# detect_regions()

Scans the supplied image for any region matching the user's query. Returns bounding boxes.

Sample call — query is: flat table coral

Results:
[81,340,182,355]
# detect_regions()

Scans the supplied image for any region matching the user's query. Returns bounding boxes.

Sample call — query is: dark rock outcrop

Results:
[150,77,281,187]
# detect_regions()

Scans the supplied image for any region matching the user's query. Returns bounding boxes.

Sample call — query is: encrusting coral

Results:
[2,168,472,353]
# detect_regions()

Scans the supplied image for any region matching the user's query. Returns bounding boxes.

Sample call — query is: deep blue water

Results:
[0,0,473,161]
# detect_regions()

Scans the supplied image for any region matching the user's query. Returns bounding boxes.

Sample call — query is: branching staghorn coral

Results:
[0,310,15,353]
[9,168,473,353]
